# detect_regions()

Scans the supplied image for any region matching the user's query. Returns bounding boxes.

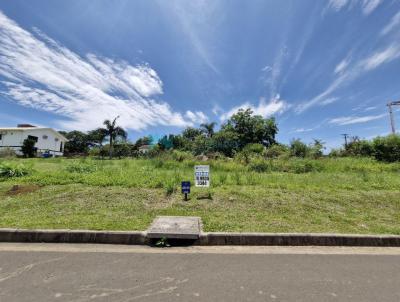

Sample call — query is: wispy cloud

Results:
[297,42,400,113]
[328,0,382,15]
[381,11,400,36]
[220,95,288,121]
[320,97,339,106]
[185,110,208,124]
[361,44,400,71]
[0,11,206,131]
[328,0,350,11]
[361,0,382,15]
[334,57,350,74]
[328,113,386,125]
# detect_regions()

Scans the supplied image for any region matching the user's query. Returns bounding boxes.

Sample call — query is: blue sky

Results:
[1,0,400,148]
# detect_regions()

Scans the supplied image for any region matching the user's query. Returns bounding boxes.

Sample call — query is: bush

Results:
[65,161,97,173]
[171,150,193,162]
[21,138,37,158]
[372,135,400,162]
[0,147,16,158]
[0,162,32,178]
[345,139,374,157]
[290,139,308,158]
[248,159,270,172]
[264,144,288,158]
[243,143,265,154]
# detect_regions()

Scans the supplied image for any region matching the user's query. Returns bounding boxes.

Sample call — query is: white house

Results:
[0,125,68,157]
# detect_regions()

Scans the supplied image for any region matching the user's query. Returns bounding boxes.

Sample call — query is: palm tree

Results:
[101,116,127,159]
[200,122,216,138]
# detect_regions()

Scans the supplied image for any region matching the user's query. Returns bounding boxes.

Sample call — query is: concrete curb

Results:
[198,232,400,247]
[0,229,399,246]
[0,229,147,245]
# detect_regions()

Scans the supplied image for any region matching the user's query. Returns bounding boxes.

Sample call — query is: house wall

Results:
[0,128,66,156]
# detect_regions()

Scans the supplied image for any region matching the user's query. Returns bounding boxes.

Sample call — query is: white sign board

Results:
[194,165,210,187]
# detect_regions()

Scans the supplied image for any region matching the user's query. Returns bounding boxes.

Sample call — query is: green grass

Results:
[0,157,399,234]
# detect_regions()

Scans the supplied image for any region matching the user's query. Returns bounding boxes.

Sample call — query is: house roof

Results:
[0,127,68,142]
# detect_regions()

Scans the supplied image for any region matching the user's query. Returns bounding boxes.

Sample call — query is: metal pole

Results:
[388,102,396,134]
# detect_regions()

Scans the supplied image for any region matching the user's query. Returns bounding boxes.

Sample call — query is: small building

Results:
[138,144,151,154]
[0,124,68,157]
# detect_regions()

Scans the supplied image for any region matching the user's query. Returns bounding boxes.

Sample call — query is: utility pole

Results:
[341,134,349,148]
[387,101,400,134]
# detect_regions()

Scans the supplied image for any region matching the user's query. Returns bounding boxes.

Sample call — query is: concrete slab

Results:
[147,216,202,239]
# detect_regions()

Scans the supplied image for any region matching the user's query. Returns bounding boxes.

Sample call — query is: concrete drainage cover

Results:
[147,216,202,239]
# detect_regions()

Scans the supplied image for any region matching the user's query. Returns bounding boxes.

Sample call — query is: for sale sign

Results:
[194,165,210,187]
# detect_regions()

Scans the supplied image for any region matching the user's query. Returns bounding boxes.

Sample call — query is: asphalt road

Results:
[0,244,399,302]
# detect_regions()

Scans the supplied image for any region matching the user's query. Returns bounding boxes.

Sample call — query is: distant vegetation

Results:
[56,108,400,163]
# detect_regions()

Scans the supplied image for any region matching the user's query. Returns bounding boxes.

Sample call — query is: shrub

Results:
[243,143,265,154]
[21,138,37,158]
[264,144,288,158]
[0,147,16,158]
[289,139,308,158]
[345,139,374,157]
[372,134,400,162]
[65,162,97,173]
[171,150,193,162]
[0,162,32,178]
[248,159,270,172]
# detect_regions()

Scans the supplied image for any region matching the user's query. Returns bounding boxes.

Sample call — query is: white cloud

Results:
[185,110,208,124]
[0,11,206,131]
[328,0,382,15]
[291,127,315,133]
[381,11,400,36]
[220,95,288,121]
[328,113,386,125]
[364,106,377,111]
[297,42,400,113]
[362,44,400,71]
[320,97,339,106]
[328,0,350,11]
[334,58,350,74]
[362,0,382,15]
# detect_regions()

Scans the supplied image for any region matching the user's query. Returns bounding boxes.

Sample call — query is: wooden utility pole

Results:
[387,101,400,134]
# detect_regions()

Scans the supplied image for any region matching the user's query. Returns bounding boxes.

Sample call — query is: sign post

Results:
[194,165,210,187]
[181,181,190,201]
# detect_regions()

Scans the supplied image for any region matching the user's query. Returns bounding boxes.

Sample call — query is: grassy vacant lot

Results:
[0,157,399,234]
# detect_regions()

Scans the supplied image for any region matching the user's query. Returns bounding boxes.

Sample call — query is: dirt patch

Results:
[6,184,41,196]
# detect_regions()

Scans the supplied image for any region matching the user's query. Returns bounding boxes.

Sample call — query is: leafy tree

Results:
[134,136,153,149]
[87,128,108,147]
[21,138,37,158]
[192,135,213,155]
[60,131,89,155]
[182,127,203,141]
[100,116,127,159]
[290,139,308,158]
[372,134,400,162]
[211,130,239,157]
[222,108,278,148]
[309,139,325,159]
[200,122,216,138]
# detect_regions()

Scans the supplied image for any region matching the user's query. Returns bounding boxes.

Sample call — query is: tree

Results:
[59,131,89,155]
[372,134,400,162]
[100,116,127,159]
[290,139,308,158]
[222,108,278,149]
[211,130,239,157]
[182,127,203,141]
[21,138,37,158]
[200,122,216,138]
[87,128,108,147]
